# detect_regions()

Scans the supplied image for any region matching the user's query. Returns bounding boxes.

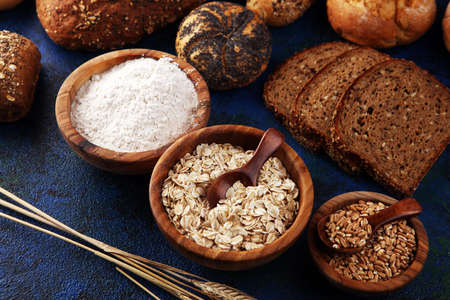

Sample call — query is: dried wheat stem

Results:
[0,187,257,300]
[0,212,193,300]
[116,267,161,300]
[123,256,205,296]
[0,186,205,281]
[0,198,55,227]
[116,254,203,300]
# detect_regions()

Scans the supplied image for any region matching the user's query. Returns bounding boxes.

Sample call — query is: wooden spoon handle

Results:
[367,198,422,230]
[240,128,285,185]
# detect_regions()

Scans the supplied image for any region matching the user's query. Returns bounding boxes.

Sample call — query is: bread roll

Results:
[444,3,450,51]
[327,0,436,48]
[0,31,41,122]
[36,0,206,51]
[246,0,315,27]
[0,0,23,10]
[176,2,271,90]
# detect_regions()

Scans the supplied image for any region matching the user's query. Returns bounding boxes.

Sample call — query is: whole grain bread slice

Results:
[263,41,357,123]
[332,59,450,196]
[289,47,390,171]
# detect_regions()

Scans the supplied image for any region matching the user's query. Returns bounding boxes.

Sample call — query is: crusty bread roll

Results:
[444,3,450,51]
[176,2,271,90]
[0,31,41,122]
[246,0,315,27]
[36,0,206,51]
[0,0,23,11]
[327,0,436,48]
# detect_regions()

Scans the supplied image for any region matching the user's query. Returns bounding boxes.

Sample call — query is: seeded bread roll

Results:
[0,31,41,122]
[36,0,206,51]
[290,47,390,173]
[332,59,450,196]
[444,3,450,51]
[176,2,271,90]
[327,0,436,48]
[246,0,315,27]
[0,0,23,10]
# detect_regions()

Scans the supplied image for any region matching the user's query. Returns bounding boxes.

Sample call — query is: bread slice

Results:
[263,41,357,123]
[332,59,450,196]
[290,47,390,170]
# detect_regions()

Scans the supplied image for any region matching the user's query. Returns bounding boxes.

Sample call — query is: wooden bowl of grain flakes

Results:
[149,124,314,271]
[55,49,210,174]
[308,191,428,295]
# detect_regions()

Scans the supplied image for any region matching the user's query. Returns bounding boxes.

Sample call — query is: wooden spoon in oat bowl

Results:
[317,197,422,254]
[206,128,285,209]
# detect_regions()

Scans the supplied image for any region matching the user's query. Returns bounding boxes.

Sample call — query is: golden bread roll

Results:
[246,0,315,27]
[0,0,23,11]
[36,0,206,51]
[0,31,41,122]
[327,0,436,48]
[444,3,450,51]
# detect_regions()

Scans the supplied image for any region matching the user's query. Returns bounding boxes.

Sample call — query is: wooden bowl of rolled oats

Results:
[308,191,428,295]
[149,124,314,270]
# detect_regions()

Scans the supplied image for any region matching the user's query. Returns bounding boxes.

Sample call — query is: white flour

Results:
[71,57,198,152]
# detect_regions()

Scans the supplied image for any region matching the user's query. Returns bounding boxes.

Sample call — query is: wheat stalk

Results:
[0,186,257,300]
[116,268,161,300]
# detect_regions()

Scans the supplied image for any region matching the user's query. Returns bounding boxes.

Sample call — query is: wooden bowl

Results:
[55,49,210,174]
[149,125,314,270]
[308,191,428,296]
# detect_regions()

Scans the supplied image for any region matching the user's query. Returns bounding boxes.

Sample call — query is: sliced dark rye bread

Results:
[332,59,450,196]
[263,41,357,124]
[289,47,390,171]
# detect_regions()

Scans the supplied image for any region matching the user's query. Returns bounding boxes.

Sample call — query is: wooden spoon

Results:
[206,128,285,209]
[317,197,422,254]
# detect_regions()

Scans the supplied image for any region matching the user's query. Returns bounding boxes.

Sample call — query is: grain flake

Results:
[162,143,299,251]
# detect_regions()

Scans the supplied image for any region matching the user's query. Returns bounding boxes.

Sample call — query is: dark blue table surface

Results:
[1,1,449,299]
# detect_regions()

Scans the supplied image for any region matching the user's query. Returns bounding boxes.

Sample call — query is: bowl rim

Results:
[55,48,210,165]
[149,124,314,265]
[307,191,429,295]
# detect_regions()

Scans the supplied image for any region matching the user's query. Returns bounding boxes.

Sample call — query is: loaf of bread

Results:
[246,0,315,27]
[332,59,450,196]
[444,3,450,51]
[0,31,41,122]
[36,0,206,51]
[327,0,436,48]
[264,42,356,127]
[176,2,271,91]
[0,0,23,10]
[291,47,390,173]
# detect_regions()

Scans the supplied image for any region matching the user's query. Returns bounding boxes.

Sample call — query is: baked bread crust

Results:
[264,42,356,123]
[36,0,206,51]
[327,0,437,48]
[263,42,357,152]
[444,3,450,51]
[332,59,450,196]
[176,2,271,91]
[0,31,41,122]
[290,47,390,173]
[246,0,315,27]
[0,0,23,11]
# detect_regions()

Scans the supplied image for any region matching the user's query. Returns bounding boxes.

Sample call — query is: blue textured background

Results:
[1,1,449,299]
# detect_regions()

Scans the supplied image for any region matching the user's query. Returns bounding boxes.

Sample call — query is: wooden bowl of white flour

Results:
[55,49,210,174]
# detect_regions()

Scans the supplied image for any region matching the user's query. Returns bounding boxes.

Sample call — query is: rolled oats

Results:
[162,143,299,251]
